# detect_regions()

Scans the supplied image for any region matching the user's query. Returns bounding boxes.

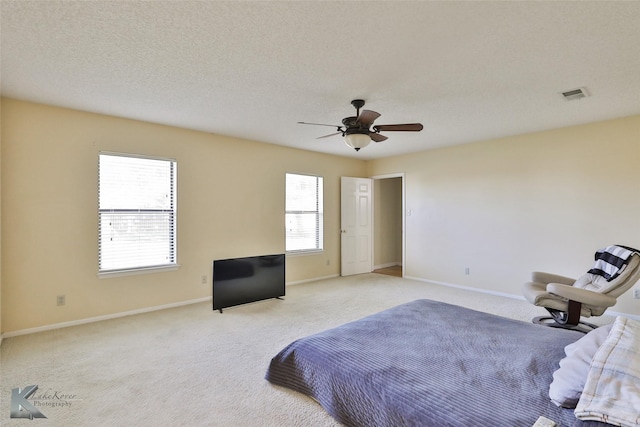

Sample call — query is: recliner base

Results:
[532,315,597,334]
[532,301,598,333]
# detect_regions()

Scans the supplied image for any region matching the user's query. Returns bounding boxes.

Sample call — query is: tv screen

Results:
[213,254,285,312]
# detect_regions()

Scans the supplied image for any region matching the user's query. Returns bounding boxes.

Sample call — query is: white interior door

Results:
[341,177,373,276]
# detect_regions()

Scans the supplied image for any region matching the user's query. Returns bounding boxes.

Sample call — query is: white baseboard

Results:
[6,274,637,339]
[373,262,402,270]
[604,309,640,322]
[2,296,212,339]
[405,275,640,322]
[286,274,340,286]
[405,276,527,301]
[3,274,340,338]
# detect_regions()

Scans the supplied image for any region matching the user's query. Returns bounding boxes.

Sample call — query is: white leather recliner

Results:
[523,246,640,332]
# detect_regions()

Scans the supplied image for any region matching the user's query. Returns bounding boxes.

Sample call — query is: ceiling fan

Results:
[298,99,423,151]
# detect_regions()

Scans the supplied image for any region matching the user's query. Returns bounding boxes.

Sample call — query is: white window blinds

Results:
[285,173,323,253]
[98,153,177,273]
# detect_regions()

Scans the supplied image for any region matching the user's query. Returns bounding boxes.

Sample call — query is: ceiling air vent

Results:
[560,87,589,101]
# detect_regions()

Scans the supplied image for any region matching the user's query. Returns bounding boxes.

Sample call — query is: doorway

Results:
[372,174,404,278]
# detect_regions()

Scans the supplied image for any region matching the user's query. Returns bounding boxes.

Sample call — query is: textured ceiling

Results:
[2,1,640,159]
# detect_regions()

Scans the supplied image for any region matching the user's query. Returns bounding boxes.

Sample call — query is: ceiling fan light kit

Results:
[344,132,371,151]
[298,99,423,152]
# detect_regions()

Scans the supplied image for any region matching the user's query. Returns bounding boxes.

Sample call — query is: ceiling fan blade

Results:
[356,110,381,127]
[317,131,342,139]
[373,123,423,132]
[369,132,388,142]
[298,121,341,128]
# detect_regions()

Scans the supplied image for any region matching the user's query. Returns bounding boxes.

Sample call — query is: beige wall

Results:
[368,115,640,316]
[0,98,366,333]
[0,97,3,339]
[2,98,639,334]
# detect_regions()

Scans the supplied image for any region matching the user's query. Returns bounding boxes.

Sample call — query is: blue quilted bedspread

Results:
[266,299,583,427]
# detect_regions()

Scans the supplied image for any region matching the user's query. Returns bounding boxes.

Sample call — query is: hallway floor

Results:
[373,265,402,277]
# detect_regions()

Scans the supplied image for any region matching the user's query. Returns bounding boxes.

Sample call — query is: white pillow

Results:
[548,324,613,408]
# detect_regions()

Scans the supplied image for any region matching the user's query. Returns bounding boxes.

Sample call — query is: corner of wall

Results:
[1,96,4,340]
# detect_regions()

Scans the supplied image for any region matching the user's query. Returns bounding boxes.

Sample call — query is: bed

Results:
[266,299,585,427]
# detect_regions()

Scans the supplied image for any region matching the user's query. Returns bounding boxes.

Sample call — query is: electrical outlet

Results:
[201,275,207,285]
[464,267,470,275]
[57,295,66,306]
[634,288,640,299]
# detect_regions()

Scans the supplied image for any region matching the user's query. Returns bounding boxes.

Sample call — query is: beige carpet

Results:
[0,274,612,426]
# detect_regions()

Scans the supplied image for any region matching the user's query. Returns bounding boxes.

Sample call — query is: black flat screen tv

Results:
[213,254,285,312]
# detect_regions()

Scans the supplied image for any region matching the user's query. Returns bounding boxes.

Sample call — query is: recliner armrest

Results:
[547,283,617,308]
[532,272,575,285]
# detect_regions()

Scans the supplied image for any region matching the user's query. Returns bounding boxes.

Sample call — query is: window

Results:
[286,173,323,253]
[98,153,177,274]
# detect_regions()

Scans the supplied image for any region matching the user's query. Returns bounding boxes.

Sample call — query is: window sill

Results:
[98,264,180,279]
[286,250,324,257]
